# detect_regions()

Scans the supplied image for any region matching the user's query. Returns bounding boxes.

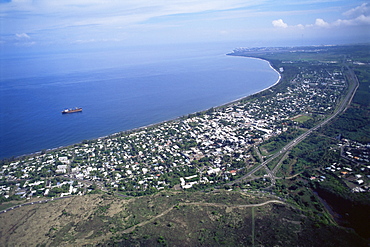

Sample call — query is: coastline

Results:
[4,56,281,161]
[218,56,281,104]
[101,57,281,139]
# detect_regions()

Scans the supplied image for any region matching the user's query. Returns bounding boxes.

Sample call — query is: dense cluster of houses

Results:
[1,63,365,200]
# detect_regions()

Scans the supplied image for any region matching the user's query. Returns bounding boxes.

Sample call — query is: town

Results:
[1,58,369,202]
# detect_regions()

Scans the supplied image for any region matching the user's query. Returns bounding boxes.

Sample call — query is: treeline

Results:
[353,68,370,107]
[261,128,304,154]
[279,133,339,176]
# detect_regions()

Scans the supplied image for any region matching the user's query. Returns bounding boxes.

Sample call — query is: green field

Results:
[292,115,312,123]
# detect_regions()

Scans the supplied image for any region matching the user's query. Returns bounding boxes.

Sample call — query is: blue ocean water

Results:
[0,44,279,159]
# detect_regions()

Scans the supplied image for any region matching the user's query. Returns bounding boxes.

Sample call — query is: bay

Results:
[0,44,279,159]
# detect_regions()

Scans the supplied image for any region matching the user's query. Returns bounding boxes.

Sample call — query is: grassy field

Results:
[291,115,312,123]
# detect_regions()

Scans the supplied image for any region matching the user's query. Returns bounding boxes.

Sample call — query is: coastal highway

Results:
[228,65,359,186]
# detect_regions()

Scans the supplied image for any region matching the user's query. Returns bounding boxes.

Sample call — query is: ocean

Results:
[0,44,279,159]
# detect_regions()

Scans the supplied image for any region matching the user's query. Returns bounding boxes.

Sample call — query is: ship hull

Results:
[62,108,82,114]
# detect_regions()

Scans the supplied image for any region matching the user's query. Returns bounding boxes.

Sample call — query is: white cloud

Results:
[333,14,370,27]
[1,0,265,37]
[272,19,288,28]
[15,33,30,39]
[315,18,330,28]
[13,32,35,46]
[2,0,259,17]
[272,19,306,29]
[273,3,370,30]
[2,1,368,47]
[343,3,370,17]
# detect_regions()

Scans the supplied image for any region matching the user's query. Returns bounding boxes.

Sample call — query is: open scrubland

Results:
[0,191,366,246]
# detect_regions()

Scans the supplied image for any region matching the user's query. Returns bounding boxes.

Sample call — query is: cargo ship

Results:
[62,107,82,114]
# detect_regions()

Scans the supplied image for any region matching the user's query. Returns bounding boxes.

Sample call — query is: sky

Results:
[0,0,369,54]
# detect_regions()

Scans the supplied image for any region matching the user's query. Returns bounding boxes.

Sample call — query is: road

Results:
[0,196,73,215]
[0,67,359,212]
[228,65,359,186]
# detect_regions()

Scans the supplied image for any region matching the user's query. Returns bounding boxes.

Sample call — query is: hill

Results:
[0,191,366,246]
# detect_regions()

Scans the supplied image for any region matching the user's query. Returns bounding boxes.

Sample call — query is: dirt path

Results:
[122,200,285,234]
[182,200,284,208]
[122,207,175,233]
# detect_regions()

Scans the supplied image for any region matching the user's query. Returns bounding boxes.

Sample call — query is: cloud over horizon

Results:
[272,3,370,30]
[0,0,369,51]
[343,3,370,17]
[272,19,288,28]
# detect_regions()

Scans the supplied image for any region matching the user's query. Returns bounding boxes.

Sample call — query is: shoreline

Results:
[218,56,281,104]
[4,56,281,161]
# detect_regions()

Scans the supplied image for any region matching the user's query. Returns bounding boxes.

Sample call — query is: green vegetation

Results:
[292,115,312,123]
[261,128,305,154]
[2,190,366,246]
[320,64,370,142]
[320,106,370,143]
[1,44,369,246]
